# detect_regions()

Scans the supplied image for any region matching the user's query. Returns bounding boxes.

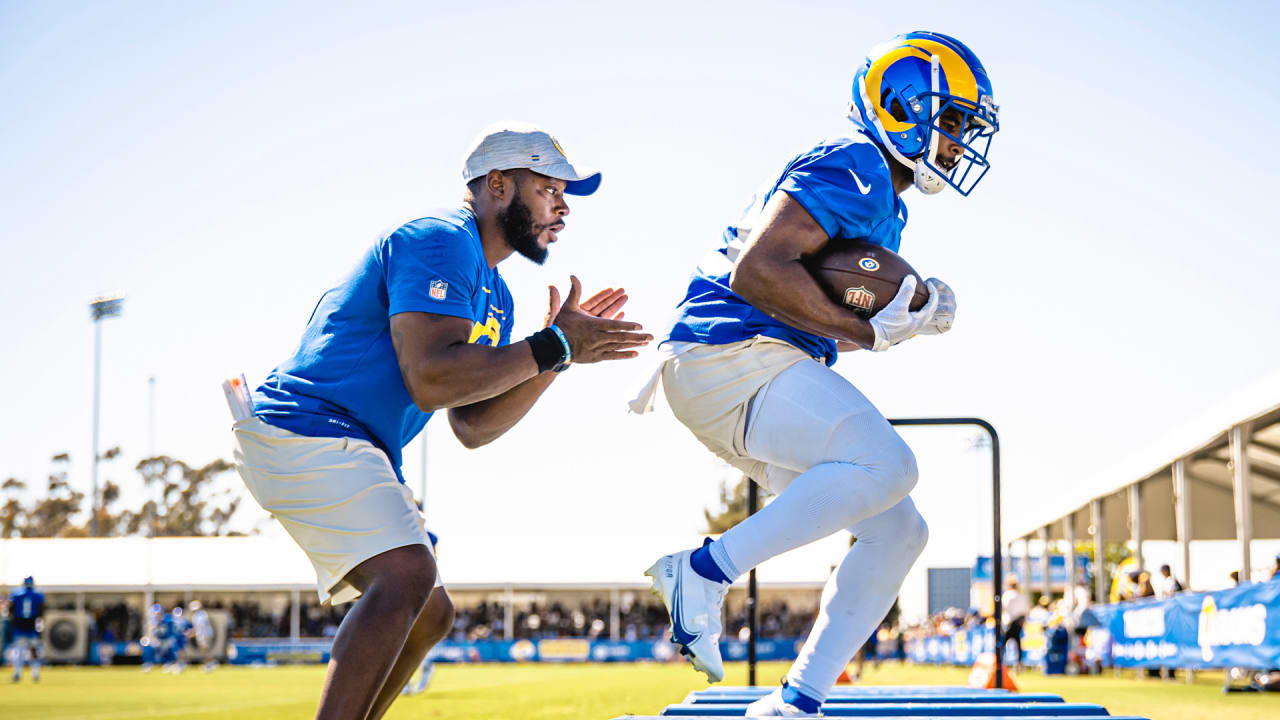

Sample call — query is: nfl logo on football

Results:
[429,279,449,300]
[843,286,875,313]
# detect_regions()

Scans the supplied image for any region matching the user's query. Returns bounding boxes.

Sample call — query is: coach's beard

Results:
[499,194,549,265]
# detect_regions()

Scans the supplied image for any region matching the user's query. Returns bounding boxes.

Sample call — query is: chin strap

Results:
[913,55,946,195]
[853,54,948,195]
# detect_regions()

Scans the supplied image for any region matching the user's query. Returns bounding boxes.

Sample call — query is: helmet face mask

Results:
[849,31,1000,196]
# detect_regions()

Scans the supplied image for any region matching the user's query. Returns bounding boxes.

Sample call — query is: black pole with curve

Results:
[742,417,1003,689]
[747,480,759,685]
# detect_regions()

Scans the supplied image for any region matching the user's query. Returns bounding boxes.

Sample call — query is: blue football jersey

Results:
[254,207,515,481]
[153,614,176,642]
[666,131,908,365]
[8,588,43,634]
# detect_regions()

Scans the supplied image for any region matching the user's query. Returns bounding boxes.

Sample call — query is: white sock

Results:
[786,497,929,702]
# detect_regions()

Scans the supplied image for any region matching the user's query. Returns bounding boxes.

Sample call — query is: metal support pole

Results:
[504,586,514,642]
[740,417,1002,686]
[1172,460,1192,588]
[290,589,301,642]
[747,477,758,686]
[1230,425,1253,582]
[609,587,620,642]
[1038,526,1051,600]
[87,293,123,537]
[1020,541,1032,595]
[1091,499,1106,603]
[1129,483,1144,572]
[887,417,1002,688]
[1065,517,1078,619]
[148,376,156,455]
[91,319,102,537]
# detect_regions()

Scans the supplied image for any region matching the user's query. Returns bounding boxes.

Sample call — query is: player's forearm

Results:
[405,341,541,413]
[731,259,876,348]
[447,371,557,448]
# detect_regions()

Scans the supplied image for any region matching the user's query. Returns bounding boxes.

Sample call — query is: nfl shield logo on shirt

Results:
[843,286,876,314]
[429,279,449,300]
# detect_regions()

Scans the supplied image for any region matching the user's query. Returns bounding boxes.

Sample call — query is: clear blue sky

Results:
[3,1,1279,616]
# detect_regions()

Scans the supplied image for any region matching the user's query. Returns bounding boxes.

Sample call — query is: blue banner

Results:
[1082,579,1280,669]
[973,555,1091,588]
[226,637,806,665]
[906,626,998,666]
[904,623,1051,668]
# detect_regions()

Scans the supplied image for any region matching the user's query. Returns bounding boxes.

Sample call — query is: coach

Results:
[232,121,650,720]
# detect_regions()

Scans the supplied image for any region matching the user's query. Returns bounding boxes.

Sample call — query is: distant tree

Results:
[2,451,243,537]
[704,474,771,533]
[1,477,25,538]
[22,454,85,537]
[135,455,241,536]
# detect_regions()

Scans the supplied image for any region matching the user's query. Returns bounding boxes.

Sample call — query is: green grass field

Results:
[2,661,1275,720]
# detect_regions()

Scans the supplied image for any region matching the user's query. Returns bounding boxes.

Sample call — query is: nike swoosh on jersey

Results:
[848,170,872,195]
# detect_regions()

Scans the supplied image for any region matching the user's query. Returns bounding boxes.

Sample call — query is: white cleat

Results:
[644,544,729,683]
[745,686,822,717]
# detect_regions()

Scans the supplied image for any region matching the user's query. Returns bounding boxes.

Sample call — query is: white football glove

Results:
[916,278,956,335]
[868,275,939,352]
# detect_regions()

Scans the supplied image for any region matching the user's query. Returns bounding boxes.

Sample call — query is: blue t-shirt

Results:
[254,207,515,481]
[666,131,908,366]
[8,588,43,635]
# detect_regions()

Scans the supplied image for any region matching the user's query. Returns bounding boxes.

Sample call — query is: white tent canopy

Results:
[0,533,841,593]
[1011,368,1280,600]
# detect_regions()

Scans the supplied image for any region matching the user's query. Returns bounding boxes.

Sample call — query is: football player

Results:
[141,603,173,673]
[187,601,217,671]
[167,605,189,673]
[8,576,44,683]
[234,122,649,720]
[633,32,999,715]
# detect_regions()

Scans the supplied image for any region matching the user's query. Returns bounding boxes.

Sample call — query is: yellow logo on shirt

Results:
[469,315,501,346]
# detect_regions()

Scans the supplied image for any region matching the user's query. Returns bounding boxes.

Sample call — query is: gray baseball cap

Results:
[461,121,601,196]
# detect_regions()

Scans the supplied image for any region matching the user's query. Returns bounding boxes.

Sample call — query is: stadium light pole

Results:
[89,293,124,537]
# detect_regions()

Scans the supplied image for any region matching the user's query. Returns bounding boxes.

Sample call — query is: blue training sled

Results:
[659,703,1112,717]
[684,693,1064,705]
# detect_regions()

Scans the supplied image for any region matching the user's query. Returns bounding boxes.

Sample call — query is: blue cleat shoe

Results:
[645,544,730,683]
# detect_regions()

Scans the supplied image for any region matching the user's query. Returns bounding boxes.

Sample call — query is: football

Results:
[804,239,929,317]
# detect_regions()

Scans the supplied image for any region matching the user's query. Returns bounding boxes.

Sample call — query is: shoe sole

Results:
[644,559,724,684]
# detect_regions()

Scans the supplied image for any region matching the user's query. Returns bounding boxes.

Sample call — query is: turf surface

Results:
[2,661,1274,719]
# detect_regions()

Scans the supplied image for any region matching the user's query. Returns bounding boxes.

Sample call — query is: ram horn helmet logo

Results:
[859,257,880,272]
[844,286,876,313]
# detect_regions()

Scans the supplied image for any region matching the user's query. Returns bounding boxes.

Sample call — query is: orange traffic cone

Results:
[835,666,854,684]
[967,652,1018,691]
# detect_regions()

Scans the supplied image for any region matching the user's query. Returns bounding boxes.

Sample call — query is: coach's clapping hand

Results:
[545,275,651,363]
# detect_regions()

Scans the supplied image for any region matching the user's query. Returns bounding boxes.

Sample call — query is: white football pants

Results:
[10,636,42,680]
[720,358,929,702]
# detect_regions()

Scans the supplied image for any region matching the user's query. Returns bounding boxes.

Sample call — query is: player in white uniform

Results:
[188,601,216,671]
[635,32,1000,716]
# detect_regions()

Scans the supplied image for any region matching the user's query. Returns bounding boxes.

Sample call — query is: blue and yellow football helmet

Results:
[848,31,1000,196]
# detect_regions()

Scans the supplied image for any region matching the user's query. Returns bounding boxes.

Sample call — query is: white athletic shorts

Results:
[10,635,41,659]
[630,336,815,482]
[232,417,441,605]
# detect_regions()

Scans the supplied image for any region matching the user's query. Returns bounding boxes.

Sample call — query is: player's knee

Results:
[423,592,455,645]
[897,503,929,558]
[871,432,919,498]
[371,546,437,612]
